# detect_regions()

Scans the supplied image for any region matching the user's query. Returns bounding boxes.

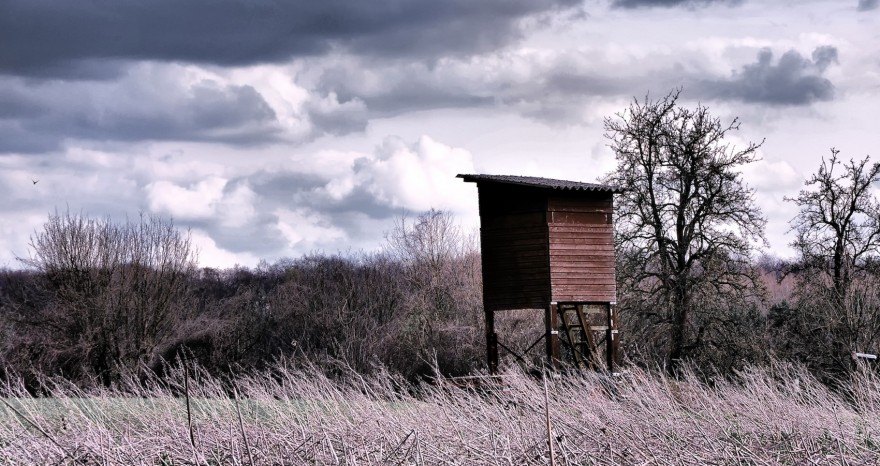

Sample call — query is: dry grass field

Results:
[2,361,880,465]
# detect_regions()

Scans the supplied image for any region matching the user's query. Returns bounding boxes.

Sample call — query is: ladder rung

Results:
[590,326,609,331]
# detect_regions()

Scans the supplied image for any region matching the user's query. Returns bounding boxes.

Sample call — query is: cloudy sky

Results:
[1,0,878,268]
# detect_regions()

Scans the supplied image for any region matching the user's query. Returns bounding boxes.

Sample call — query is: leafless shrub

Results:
[5,210,197,386]
[384,209,484,377]
[771,277,880,379]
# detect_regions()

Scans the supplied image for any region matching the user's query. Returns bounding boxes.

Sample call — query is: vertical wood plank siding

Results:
[479,185,550,311]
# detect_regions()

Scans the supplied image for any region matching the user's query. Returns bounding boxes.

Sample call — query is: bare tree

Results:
[12,210,197,384]
[603,89,766,371]
[787,149,880,303]
[780,150,880,374]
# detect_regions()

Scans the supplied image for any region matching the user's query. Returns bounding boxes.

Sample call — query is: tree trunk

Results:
[667,280,689,374]
[833,239,846,308]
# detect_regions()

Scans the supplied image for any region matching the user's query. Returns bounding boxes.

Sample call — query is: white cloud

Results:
[274,208,347,249]
[216,182,258,228]
[189,229,260,269]
[146,177,227,219]
[0,211,46,268]
[135,149,227,182]
[145,176,260,229]
[355,135,476,212]
[740,158,803,194]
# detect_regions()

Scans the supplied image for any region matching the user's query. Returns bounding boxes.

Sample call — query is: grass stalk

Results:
[233,387,255,466]
[183,361,201,465]
[1,397,75,461]
[543,371,556,466]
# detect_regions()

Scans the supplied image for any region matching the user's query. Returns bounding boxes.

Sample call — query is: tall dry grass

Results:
[2,361,880,465]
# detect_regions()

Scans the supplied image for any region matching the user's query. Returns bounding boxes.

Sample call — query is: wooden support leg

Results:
[486,310,498,374]
[546,302,560,369]
[606,302,618,373]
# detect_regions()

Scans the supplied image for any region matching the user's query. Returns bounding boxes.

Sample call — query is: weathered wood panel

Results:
[549,232,613,241]
[551,277,617,285]
[549,211,611,224]
[480,213,547,231]
[550,248,615,255]
[551,242,614,249]
[478,182,554,311]
[547,193,616,302]
[551,268,616,276]
[547,198,614,213]
[474,182,618,309]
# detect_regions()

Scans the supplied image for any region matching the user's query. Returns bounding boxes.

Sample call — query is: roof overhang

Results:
[457,174,623,193]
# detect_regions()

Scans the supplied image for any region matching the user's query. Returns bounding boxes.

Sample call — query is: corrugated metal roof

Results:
[457,174,623,193]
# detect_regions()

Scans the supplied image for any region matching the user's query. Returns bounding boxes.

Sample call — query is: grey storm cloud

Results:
[701,46,838,105]
[293,41,842,131]
[308,63,496,118]
[858,0,879,11]
[60,83,280,144]
[0,121,60,154]
[0,0,579,78]
[248,170,399,222]
[612,0,741,8]
[0,76,282,154]
[349,85,494,117]
[190,213,290,256]
[303,95,370,137]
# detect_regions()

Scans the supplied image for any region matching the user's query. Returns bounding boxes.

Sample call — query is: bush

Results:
[4,211,197,385]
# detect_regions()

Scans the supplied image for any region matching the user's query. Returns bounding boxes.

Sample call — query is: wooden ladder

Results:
[558,303,603,370]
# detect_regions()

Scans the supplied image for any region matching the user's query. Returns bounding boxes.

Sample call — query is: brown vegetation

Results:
[3,361,880,464]
[0,209,486,386]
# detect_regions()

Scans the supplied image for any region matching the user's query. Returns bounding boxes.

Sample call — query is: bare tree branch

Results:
[603,89,766,372]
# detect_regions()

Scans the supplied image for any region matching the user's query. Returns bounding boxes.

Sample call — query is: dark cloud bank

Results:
[859,0,879,11]
[0,0,844,157]
[0,0,579,78]
[612,0,741,8]
[301,42,841,131]
[701,46,838,105]
[0,77,281,154]
[0,0,582,153]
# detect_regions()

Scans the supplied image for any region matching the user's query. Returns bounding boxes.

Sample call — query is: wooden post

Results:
[606,302,618,372]
[486,310,498,374]
[546,302,560,369]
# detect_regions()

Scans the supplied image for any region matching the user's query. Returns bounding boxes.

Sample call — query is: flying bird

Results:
[32,179,39,185]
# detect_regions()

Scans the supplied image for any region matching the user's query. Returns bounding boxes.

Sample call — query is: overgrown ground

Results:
[2,362,880,465]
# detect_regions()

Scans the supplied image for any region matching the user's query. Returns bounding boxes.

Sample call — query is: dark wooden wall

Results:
[478,184,616,311]
[478,184,550,311]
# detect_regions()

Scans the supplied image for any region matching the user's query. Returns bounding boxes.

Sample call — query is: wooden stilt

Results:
[608,302,619,372]
[546,302,560,369]
[486,310,498,374]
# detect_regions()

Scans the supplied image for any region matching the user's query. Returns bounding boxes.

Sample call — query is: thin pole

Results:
[543,371,556,466]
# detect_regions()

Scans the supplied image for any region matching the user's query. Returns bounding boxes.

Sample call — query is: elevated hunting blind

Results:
[458,174,622,373]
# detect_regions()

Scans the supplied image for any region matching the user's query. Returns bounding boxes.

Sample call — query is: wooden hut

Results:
[458,174,622,372]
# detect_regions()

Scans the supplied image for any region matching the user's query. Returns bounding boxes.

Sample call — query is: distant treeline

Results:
[1,208,879,390]
[0,210,489,387]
